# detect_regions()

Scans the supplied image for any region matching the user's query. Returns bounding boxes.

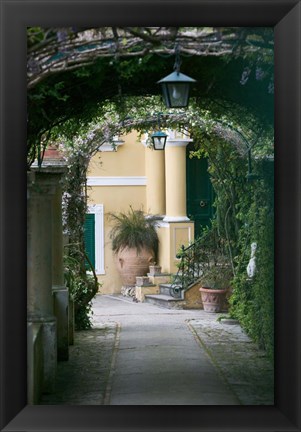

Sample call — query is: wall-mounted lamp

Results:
[151,130,168,150]
[151,114,168,150]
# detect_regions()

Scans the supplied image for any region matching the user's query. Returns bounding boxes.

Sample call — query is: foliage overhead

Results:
[27,26,274,165]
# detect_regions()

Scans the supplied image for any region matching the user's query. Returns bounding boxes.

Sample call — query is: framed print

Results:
[0,1,300,431]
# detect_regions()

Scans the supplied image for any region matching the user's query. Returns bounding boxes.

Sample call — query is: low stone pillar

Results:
[27,171,57,394]
[51,175,69,360]
[135,276,158,302]
[147,265,171,284]
[147,273,171,286]
[135,284,158,302]
[33,152,70,361]
[52,288,69,360]
[27,322,43,404]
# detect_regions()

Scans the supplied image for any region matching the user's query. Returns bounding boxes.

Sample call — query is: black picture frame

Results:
[1,1,300,431]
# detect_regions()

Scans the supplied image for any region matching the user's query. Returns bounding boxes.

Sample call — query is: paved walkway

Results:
[41,294,274,405]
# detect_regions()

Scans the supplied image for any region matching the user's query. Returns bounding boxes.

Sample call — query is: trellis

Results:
[27,27,273,88]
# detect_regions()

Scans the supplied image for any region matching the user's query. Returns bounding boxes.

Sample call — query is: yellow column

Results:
[158,131,195,274]
[164,132,192,221]
[145,146,165,216]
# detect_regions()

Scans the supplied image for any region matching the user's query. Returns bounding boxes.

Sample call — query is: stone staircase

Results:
[141,235,231,311]
[144,238,205,309]
[135,250,205,310]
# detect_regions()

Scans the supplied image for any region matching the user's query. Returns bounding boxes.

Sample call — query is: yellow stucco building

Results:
[85,129,213,295]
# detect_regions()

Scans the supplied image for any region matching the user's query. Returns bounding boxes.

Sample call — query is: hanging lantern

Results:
[157,44,196,108]
[157,70,196,108]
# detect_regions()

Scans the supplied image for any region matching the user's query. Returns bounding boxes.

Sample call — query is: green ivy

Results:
[189,128,274,360]
[64,254,100,330]
[229,160,274,360]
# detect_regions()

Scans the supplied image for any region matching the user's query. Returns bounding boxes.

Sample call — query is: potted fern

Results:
[109,207,159,291]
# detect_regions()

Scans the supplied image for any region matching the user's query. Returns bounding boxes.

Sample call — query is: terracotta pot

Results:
[199,287,228,313]
[115,247,155,287]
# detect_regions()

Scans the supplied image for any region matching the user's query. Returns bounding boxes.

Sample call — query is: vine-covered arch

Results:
[28,27,274,354]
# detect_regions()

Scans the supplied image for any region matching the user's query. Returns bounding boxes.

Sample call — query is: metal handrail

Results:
[169,236,204,298]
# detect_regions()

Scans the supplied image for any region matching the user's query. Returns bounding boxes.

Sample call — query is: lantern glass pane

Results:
[153,136,165,150]
[165,83,190,108]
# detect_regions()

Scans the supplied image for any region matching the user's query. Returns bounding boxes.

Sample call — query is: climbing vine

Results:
[230,160,274,359]
[189,121,274,360]
[61,146,99,330]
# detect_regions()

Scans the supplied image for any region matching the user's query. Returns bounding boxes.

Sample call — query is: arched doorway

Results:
[186,144,214,238]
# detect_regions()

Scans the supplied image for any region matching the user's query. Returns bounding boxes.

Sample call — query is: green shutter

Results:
[84,213,95,269]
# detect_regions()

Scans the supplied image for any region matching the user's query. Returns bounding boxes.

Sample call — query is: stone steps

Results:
[144,294,185,310]
[144,276,205,310]
[144,281,186,309]
[157,283,174,296]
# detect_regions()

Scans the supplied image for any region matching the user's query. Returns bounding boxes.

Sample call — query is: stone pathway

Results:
[40,294,274,405]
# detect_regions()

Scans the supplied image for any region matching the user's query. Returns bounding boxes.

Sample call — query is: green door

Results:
[186,147,214,238]
[84,213,95,269]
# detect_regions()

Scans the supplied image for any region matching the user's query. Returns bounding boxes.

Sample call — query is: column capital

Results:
[163,216,190,222]
[165,140,191,148]
[141,131,193,148]
[166,130,192,147]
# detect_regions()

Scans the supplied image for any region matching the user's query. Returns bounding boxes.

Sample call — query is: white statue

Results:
[247,242,257,278]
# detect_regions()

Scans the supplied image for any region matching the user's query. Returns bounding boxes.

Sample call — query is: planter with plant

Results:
[109,207,159,293]
[198,229,233,313]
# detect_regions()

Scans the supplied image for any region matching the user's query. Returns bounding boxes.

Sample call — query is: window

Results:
[84,213,95,269]
[84,204,105,274]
